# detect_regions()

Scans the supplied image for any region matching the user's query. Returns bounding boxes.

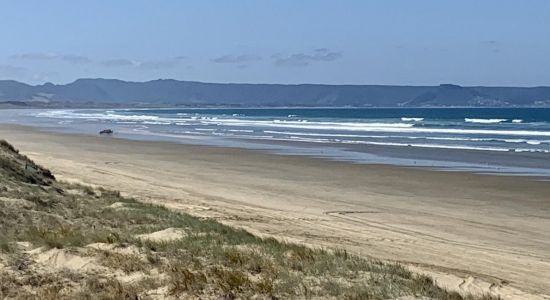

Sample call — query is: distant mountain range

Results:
[1,78,550,108]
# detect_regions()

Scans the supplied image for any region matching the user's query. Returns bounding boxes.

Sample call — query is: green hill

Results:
[1,79,550,107]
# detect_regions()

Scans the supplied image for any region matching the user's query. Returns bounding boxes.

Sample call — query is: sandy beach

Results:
[1,124,549,300]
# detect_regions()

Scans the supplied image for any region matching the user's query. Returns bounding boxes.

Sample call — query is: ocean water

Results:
[3,107,550,177]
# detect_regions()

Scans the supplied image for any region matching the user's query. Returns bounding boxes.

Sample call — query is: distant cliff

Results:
[1,78,549,107]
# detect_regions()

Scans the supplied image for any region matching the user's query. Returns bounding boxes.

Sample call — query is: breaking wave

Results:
[464,118,507,124]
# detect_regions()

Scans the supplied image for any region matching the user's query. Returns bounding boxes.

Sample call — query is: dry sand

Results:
[1,124,549,300]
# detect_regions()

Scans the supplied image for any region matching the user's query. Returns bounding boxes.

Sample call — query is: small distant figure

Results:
[99,129,114,135]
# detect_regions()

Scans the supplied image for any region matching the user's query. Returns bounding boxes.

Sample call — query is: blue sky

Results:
[0,0,549,86]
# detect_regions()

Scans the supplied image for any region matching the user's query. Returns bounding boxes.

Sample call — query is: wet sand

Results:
[1,124,549,299]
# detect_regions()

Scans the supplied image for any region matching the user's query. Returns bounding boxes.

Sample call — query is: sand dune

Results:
[2,124,549,299]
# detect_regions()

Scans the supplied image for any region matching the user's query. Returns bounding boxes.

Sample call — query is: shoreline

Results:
[238,138,550,179]
[1,124,550,299]
[3,107,550,179]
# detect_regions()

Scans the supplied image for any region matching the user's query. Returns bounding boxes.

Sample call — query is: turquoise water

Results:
[35,107,550,153]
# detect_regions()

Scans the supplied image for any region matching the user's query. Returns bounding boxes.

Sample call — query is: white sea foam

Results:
[271,119,413,127]
[512,119,523,123]
[227,129,254,133]
[465,118,507,124]
[275,136,513,152]
[401,117,424,122]
[38,110,550,137]
[36,110,163,122]
[259,122,550,136]
[142,121,172,125]
[262,130,550,144]
[34,110,550,139]
[340,140,511,152]
[514,148,550,153]
[264,130,550,153]
[259,120,550,136]
[289,136,331,143]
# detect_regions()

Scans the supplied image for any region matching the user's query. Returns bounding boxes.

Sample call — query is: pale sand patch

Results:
[232,244,263,253]
[107,202,129,209]
[64,189,85,196]
[116,268,167,284]
[58,177,97,187]
[15,241,33,251]
[116,271,146,284]
[0,255,7,270]
[26,247,45,255]
[146,286,170,300]
[33,248,104,272]
[135,228,187,242]
[86,243,142,256]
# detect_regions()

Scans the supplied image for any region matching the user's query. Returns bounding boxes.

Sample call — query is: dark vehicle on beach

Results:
[99,129,113,135]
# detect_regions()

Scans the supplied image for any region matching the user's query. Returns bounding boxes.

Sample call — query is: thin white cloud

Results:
[101,58,182,69]
[11,52,58,60]
[101,58,137,67]
[274,49,342,67]
[138,59,179,70]
[11,52,92,64]
[62,55,92,64]
[211,54,262,64]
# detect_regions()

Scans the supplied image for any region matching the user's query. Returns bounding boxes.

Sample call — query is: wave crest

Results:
[401,117,424,122]
[464,118,507,124]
